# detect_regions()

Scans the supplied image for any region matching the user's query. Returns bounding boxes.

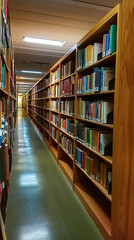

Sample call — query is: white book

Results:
[93,43,103,63]
[100,133,112,155]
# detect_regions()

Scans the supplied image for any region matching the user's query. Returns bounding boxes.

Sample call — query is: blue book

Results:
[106,34,110,56]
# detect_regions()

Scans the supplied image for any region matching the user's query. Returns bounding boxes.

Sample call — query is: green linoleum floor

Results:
[5,109,104,240]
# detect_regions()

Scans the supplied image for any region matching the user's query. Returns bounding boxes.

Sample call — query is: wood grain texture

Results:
[112,1,134,239]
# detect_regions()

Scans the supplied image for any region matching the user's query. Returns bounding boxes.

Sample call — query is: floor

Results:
[6,108,104,240]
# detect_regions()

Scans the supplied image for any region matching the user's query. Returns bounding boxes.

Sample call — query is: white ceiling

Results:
[9,0,121,94]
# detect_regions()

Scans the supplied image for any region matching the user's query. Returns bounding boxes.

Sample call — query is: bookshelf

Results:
[28,4,122,240]
[0,0,16,238]
[22,93,28,115]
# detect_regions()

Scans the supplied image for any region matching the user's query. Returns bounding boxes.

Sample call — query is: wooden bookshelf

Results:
[0,0,16,238]
[28,4,122,240]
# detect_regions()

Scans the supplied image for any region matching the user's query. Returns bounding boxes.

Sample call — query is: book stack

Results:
[75,122,113,156]
[59,133,73,156]
[60,118,74,135]
[51,126,58,141]
[45,77,50,87]
[76,147,112,194]
[61,60,75,78]
[51,68,59,83]
[60,76,75,96]
[51,100,59,111]
[102,25,117,57]
[51,114,58,126]
[60,100,74,116]
[78,98,114,124]
[77,67,115,94]
[45,88,49,98]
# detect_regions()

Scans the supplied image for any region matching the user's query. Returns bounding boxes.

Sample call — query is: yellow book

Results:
[88,45,94,65]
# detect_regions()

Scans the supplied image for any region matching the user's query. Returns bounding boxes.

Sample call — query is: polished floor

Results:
[6,109,104,240]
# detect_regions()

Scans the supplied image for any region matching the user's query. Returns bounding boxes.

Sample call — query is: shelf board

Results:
[10,95,16,101]
[50,134,58,144]
[60,72,76,81]
[44,84,50,89]
[76,139,112,165]
[34,105,44,109]
[0,49,10,72]
[74,183,111,240]
[50,109,59,114]
[77,90,115,97]
[78,52,116,73]
[50,122,58,128]
[75,163,112,202]
[44,108,50,111]
[43,127,49,135]
[49,145,58,159]
[44,118,49,123]
[0,87,9,96]
[50,96,59,99]
[76,117,113,129]
[50,80,60,86]
[58,160,73,186]
[60,112,74,118]
[43,137,49,147]
[60,128,74,140]
[60,95,75,99]
[59,144,73,161]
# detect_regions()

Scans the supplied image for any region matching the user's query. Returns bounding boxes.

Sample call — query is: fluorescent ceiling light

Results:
[19,77,36,80]
[23,36,65,47]
[21,70,42,74]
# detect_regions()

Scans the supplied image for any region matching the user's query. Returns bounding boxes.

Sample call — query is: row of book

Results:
[50,85,59,97]
[60,76,75,96]
[51,114,58,126]
[61,60,75,78]
[44,112,49,120]
[60,118,74,136]
[60,100,74,116]
[51,126,58,141]
[50,100,59,111]
[59,133,74,157]
[77,25,117,70]
[75,147,112,194]
[45,88,49,98]
[51,68,59,83]
[78,98,113,124]
[44,77,50,87]
[77,67,115,94]
[0,59,8,91]
[44,100,49,109]
[75,122,112,156]
[44,121,49,131]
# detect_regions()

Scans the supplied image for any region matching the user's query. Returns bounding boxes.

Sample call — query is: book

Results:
[109,25,117,54]
[93,43,103,63]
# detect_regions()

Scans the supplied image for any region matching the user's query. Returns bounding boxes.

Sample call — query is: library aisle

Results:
[5,108,103,240]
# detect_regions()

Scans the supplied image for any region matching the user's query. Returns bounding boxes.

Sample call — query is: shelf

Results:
[76,139,112,165]
[44,108,49,111]
[50,122,58,129]
[58,160,73,186]
[77,90,115,97]
[78,52,116,73]
[74,183,111,240]
[76,117,113,129]
[60,95,75,98]
[75,163,112,202]
[0,49,10,72]
[34,98,45,100]
[0,87,9,96]
[10,95,16,101]
[60,128,74,140]
[60,112,74,118]
[50,134,58,144]
[60,72,76,81]
[49,145,58,159]
[59,144,73,161]
[50,109,59,114]
[50,80,59,86]
[50,96,59,99]
[43,137,49,147]
[43,127,49,135]
[44,84,50,89]
[44,118,49,123]
[34,105,44,109]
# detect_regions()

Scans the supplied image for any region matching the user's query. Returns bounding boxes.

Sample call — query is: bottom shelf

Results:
[49,145,58,159]
[58,160,73,186]
[74,183,111,240]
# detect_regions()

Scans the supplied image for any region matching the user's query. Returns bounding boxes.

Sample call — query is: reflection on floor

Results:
[6,108,104,240]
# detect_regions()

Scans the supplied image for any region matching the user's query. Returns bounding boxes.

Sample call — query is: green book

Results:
[87,128,90,146]
[2,64,5,90]
[110,25,117,54]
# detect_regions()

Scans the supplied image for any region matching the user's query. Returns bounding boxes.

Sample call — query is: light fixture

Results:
[21,70,42,74]
[19,77,36,80]
[23,36,65,47]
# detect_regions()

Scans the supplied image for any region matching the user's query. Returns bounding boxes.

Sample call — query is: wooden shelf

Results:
[60,128,74,140]
[50,109,59,114]
[44,84,50,89]
[59,144,73,161]
[49,145,58,159]
[60,95,75,99]
[78,52,116,74]
[58,160,73,186]
[60,72,76,81]
[77,90,115,97]
[50,96,59,99]
[50,80,59,86]
[50,122,58,128]
[60,112,74,118]
[76,139,112,165]
[50,134,58,144]
[74,183,111,240]
[44,118,49,123]
[76,117,113,129]
[75,163,112,202]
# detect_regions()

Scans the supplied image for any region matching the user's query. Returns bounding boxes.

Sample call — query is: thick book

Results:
[109,25,117,54]
[93,43,103,63]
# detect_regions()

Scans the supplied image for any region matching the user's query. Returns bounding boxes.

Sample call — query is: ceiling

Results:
[8,0,121,94]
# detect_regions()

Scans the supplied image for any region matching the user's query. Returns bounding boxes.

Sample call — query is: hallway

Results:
[5,109,104,240]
